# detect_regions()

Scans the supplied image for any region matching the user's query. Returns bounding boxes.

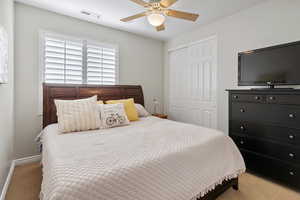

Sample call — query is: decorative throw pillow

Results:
[135,104,150,117]
[99,104,130,129]
[106,98,139,121]
[55,95,100,133]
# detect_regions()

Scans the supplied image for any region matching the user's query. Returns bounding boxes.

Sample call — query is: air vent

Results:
[81,10,91,16]
[80,10,101,20]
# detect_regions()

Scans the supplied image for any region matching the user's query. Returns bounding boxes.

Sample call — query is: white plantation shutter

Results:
[87,44,117,85]
[41,32,119,85]
[44,37,83,84]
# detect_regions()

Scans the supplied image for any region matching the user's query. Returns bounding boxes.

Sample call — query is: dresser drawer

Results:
[241,149,300,189]
[266,95,300,105]
[230,120,300,145]
[231,135,300,164]
[231,94,265,103]
[231,102,300,128]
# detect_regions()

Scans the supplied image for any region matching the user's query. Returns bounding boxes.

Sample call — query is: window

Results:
[40,32,119,85]
[86,44,118,85]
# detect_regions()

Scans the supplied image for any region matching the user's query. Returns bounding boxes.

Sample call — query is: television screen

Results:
[238,41,300,86]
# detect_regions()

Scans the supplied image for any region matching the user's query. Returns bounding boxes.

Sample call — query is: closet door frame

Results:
[167,35,218,129]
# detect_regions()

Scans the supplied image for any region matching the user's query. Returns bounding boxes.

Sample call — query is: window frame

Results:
[38,30,120,115]
[39,30,120,86]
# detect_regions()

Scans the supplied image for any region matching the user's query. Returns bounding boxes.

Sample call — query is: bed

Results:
[40,83,245,200]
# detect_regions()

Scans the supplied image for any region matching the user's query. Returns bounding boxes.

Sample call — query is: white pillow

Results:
[135,104,150,117]
[135,103,151,117]
[55,95,100,133]
[99,104,130,129]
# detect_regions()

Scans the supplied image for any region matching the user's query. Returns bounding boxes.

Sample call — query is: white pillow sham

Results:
[55,95,100,133]
[135,104,150,117]
[98,103,130,129]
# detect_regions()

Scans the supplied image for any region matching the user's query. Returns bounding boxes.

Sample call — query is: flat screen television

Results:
[238,41,300,88]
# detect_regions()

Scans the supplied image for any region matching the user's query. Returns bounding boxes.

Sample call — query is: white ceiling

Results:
[16,0,266,41]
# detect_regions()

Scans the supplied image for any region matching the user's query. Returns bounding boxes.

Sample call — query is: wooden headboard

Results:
[43,83,144,128]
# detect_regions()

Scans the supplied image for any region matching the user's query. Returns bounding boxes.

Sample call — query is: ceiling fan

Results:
[120,0,199,32]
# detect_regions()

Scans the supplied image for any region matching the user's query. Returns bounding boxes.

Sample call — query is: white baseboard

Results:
[14,155,41,166]
[0,161,15,200]
[0,155,41,200]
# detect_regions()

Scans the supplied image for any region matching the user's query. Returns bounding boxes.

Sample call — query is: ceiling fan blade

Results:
[130,0,149,7]
[160,0,178,8]
[120,12,147,22]
[156,24,165,31]
[166,9,199,21]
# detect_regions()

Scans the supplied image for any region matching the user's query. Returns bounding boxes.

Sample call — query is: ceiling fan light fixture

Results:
[121,0,199,32]
[147,13,165,27]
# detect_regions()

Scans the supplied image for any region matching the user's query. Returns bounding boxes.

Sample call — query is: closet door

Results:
[168,37,217,129]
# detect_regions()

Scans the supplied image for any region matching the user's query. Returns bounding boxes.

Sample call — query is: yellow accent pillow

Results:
[97,100,104,104]
[106,98,139,121]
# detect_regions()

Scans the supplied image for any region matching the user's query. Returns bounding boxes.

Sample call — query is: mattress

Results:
[40,116,245,200]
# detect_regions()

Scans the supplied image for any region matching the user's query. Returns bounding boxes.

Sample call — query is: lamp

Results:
[153,98,160,114]
[147,13,165,27]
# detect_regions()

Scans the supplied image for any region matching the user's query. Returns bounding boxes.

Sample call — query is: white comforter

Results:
[40,117,245,200]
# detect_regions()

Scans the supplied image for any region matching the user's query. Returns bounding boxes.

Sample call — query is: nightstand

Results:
[152,114,168,119]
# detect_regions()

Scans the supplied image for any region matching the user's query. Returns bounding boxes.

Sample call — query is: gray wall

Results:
[165,0,300,134]
[0,0,14,191]
[14,3,164,158]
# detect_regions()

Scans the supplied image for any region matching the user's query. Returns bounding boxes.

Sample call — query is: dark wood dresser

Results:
[227,89,300,189]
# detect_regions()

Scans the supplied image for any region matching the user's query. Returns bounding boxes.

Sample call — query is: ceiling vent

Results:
[81,10,101,20]
[81,10,91,16]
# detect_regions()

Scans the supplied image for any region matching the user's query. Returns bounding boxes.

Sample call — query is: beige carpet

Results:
[5,162,300,200]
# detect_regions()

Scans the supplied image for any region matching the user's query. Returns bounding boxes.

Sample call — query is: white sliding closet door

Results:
[168,37,217,129]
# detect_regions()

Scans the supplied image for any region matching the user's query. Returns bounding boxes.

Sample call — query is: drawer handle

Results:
[240,126,245,131]
[255,96,260,100]
[240,140,244,145]
[289,171,295,176]
[289,114,295,119]
[289,153,295,158]
[289,134,295,140]
[269,96,275,100]
[233,95,239,99]
[240,109,245,113]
